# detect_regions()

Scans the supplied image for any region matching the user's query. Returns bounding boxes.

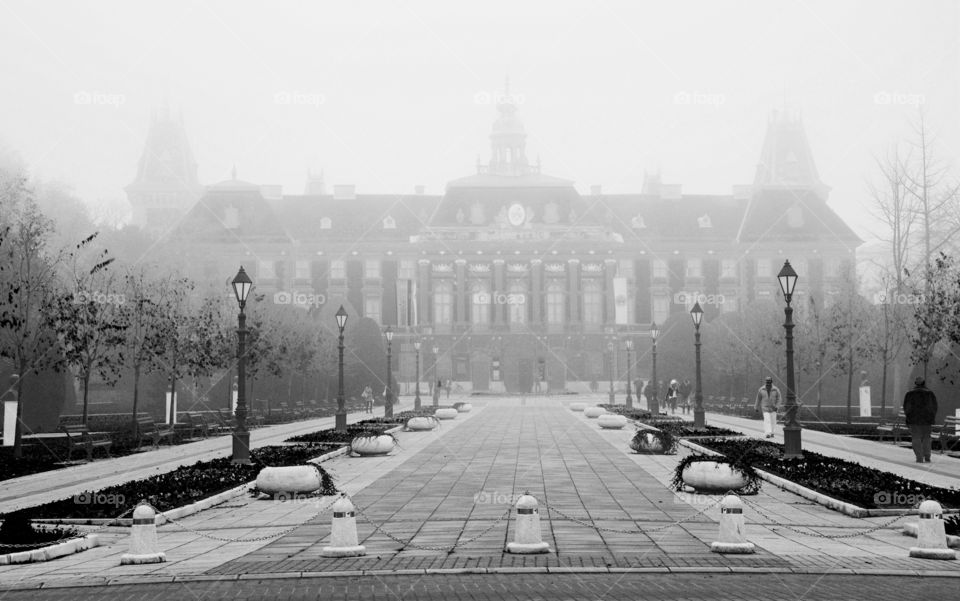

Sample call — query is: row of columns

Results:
[415,258,621,327]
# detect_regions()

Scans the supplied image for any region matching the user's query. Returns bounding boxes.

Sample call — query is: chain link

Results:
[353,500,513,552]
[157,495,340,543]
[1,505,138,550]
[740,496,908,539]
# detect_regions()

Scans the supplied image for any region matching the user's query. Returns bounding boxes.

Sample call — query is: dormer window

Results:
[320,217,332,229]
[697,214,712,228]
[383,215,396,229]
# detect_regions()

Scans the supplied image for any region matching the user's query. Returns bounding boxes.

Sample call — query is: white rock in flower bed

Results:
[256,465,323,496]
[406,416,438,431]
[681,461,749,492]
[569,402,586,412]
[583,406,606,418]
[350,434,397,456]
[597,414,627,429]
[456,403,473,413]
[435,408,459,420]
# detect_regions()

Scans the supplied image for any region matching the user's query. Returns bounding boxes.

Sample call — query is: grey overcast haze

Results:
[1,0,958,242]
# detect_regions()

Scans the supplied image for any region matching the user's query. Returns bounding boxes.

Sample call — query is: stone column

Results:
[417,259,431,328]
[604,259,617,326]
[455,259,467,330]
[531,259,543,326]
[493,260,505,327]
[567,259,581,328]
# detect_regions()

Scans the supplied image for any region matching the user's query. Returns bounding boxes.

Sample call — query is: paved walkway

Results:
[4,395,959,594]
[0,403,388,514]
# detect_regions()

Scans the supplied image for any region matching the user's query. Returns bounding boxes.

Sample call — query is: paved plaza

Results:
[1,396,959,599]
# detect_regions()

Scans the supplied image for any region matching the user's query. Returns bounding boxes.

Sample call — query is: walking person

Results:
[754,376,782,438]
[903,376,938,463]
[666,380,679,414]
[434,379,442,406]
[361,385,374,414]
[679,378,693,415]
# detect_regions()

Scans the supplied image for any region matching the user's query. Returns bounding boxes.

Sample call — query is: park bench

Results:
[938,415,960,454]
[136,415,176,450]
[877,411,907,446]
[173,412,205,440]
[59,424,112,462]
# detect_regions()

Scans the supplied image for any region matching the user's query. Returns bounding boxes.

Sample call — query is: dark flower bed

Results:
[630,428,677,454]
[644,419,742,438]
[598,405,652,421]
[2,443,338,523]
[799,422,884,437]
[0,449,63,482]
[946,514,960,536]
[285,423,392,444]
[0,515,81,555]
[695,438,960,509]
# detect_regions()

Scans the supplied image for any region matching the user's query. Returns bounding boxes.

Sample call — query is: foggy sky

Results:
[0,0,957,242]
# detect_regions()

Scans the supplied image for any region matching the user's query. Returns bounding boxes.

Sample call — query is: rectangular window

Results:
[825,258,841,278]
[295,260,310,280]
[364,259,380,279]
[653,295,670,324]
[721,259,738,279]
[364,296,382,322]
[258,260,275,279]
[330,260,346,279]
[398,260,416,280]
[652,259,668,280]
[686,258,702,278]
[756,259,771,278]
[618,259,634,279]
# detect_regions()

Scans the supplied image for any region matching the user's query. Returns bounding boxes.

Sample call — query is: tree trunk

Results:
[81,372,91,426]
[880,353,888,420]
[846,347,854,424]
[131,363,141,436]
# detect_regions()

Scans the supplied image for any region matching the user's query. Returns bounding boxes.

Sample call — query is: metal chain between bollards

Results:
[740,496,908,539]
[352,498,513,552]
[0,505,139,550]
[538,493,727,534]
[156,495,341,543]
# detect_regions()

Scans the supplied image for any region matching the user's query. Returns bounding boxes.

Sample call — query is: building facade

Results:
[134,97,861,394]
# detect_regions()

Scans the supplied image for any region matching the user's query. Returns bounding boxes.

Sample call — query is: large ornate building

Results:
[130,96,861,394]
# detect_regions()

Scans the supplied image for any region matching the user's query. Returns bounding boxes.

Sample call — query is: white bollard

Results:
[120,502,166,565]
[909,500,956,560]
[710,495,755,554]
[321,494,366,557]
[506,492,550,554]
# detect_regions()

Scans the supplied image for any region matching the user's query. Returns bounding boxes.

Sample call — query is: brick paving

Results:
[3,573,959,601]
[2,395,959,598]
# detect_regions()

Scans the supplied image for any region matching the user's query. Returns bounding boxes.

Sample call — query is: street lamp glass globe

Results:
[690,301,704,327]
[414,340,421,351]
[650,322,660,341]
[385,326,393,341]
[777,260,799,299]
[432,346,439,355]
[625,339,633,350]
[231,266,253,305]
[335,305,348,332]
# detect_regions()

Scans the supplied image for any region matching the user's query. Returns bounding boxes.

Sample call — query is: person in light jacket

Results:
[754,376,782,438]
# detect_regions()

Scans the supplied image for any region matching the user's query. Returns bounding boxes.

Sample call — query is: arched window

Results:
[546,282,565,325]
[509,280,527,325]
[470,280,490,326]
[433,280,453,325]
[582,279,603,325]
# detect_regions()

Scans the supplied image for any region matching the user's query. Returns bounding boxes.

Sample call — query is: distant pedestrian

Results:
[903,376,938,463]
[679,378,693,414]
[361,386,374,414]
[445,378,452,400]
[754,376,782,438]
[434,379,442,406]
[666,380,679,414]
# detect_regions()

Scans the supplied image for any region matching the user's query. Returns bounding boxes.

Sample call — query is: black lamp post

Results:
[607,341,615,403]
[625,339,634,408]
[230,266,253,465]
[335,305,348,432]
[432,345,440,407]
[384,326,394,418]
[413,339,422,410]
[690,301,705,429]
[650,322,660,415]
[778,260,802,458]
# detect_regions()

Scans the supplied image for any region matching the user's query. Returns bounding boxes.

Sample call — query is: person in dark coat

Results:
[903,376,938,463]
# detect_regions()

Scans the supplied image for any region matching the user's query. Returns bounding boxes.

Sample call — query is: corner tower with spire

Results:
[753,109,829,199]
[126,106,204,232]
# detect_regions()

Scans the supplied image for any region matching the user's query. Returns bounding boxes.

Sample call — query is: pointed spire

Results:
[754,110,828,197]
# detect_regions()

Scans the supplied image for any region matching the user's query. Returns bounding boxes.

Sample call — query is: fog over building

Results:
[131,92,860,393]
